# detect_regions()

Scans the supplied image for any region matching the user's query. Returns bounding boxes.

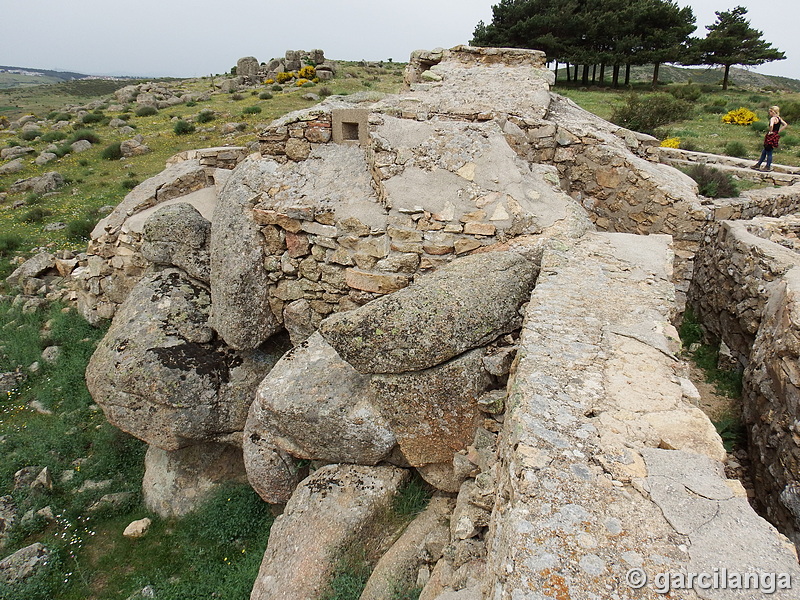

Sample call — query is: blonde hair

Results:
[770,105,781,115]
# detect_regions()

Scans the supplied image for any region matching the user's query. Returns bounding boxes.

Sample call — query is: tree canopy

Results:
[693,6,785,90]
[471,0,783,88]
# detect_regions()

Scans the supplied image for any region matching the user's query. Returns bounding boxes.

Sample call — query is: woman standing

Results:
[752,106,789,172]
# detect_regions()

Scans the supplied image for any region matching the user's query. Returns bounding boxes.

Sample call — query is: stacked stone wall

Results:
[688,215,800,544]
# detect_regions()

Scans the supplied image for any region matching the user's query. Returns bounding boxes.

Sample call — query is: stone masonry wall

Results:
[689,215,800,544]
[71,147,247,324]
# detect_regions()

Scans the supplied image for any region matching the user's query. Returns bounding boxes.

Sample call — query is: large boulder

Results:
[86,268,288,450]
[237,56,260,81]
[250,464,409,600]
[0,543,50,584]
[319,251,537,373]
[210,158,283,350]
[245,332,397,467]
[9,171,64,195]
[140,202,211,283]
[370,348,492,466]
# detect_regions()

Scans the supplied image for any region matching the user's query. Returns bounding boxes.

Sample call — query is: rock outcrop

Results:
[66,44,800,599]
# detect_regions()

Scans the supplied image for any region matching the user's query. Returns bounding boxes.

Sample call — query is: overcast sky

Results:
[0,1,796,80]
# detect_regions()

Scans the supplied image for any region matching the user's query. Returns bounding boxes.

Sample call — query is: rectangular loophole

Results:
[342,122,360,141]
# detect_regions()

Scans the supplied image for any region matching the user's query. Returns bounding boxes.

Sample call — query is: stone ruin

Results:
[10,45,800,597]
[235,49,338,86]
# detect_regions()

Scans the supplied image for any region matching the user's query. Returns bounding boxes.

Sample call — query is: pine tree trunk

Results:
[624,63,631,86]
[573,64,579,80]
[612,64,620,88]
[582,64,589,85]
[592,64,597,84]
[723,64,730,90]
[554,60,559,83]
[599,63,606,84]
[566,63,571,82]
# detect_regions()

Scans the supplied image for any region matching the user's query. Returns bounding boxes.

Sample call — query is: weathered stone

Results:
[141,202,211,282]
[344,268,410,294]
[211,158,282,350]
[370,348,492,466]
[9,171,64,195]
[320,252,536,374]
[360,496,454,600]
[86,269,288,450]
[0,543,50,584]
[244,332,396,469]
[250,464,409,600]
[123,517,152,538]
[142,443,248,517]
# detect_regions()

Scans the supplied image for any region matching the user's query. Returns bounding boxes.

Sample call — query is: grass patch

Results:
[173,120,195,135]
[684,164,739,198]
[321,547,372,600]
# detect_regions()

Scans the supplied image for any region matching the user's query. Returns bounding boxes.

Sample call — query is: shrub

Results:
[276,71,294,84]
[610,93,692,135]
[173,120,196,135]
[271,84,283,91]
[121,178,140,190]
[185,100,197,107]
[101,142,123,160]
[319,86,333,97]
[65,217,96,240]
[52,142,72,158]
[242,105,262,114]
[195,110,215,123]
[722,107,758,125]
[19,129,41,141]
[685,164,739,198]
[0,233,23,257]
[69,129,100,144]
[751,120,768,133]
[258,91,273,100]
[135,105,158,117]
[669,84,703,102]
[660,137,680,148]
[781,135,800,146]
[724,141,748,158]
[299,65,316,79]
[231,93,244,101]
[78,158,90,167]
[48,112,72,122]
[20,206,53,223]
[777,102,800,124]
[40,131,67,143]
[81,112,104,124]
[679,138,698,152]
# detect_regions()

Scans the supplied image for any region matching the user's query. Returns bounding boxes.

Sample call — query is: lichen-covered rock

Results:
[250,464,409,600]
[319,251,536,373]
[210,158,283,350]
[371,348,493,466]
[0,543,50,584]
[86,268,288,450]
[141,202,211,283]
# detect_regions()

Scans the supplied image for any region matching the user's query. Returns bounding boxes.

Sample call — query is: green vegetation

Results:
[610,92,692,135]
[100,142,122,161]
[684,164,739,198]
[242,105,262,115]
[173,119,196,135]
[472,2,783,89]
[134,105,158,117]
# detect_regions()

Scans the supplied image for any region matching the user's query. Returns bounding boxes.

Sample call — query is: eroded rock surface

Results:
[250,464,409,600]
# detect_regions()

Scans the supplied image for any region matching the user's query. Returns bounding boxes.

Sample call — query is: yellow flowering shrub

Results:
[722,107,759,125]
[275,72,294,84]
[264,78,275,85]
[660,137,680,148]
[298,65,316,79]
[295,78,310,87]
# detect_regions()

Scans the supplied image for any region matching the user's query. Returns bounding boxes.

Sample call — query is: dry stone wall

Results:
[689,215,800,544]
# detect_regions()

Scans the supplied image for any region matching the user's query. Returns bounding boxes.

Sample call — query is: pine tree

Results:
[696,6,785,90]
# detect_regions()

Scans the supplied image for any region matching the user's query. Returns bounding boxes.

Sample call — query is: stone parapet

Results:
[483,232,800,599]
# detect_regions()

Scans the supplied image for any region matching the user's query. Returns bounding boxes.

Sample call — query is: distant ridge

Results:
[0,65,89,81]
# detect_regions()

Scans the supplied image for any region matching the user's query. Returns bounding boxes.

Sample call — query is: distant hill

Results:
[0,65,91,90]
[559,63,800,92]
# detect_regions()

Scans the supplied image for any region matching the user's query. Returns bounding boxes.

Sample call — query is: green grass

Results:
[556,84,800,168]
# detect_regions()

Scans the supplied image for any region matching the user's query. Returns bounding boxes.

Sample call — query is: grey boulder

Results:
[319,251,537,373]
[141,202,211,283]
